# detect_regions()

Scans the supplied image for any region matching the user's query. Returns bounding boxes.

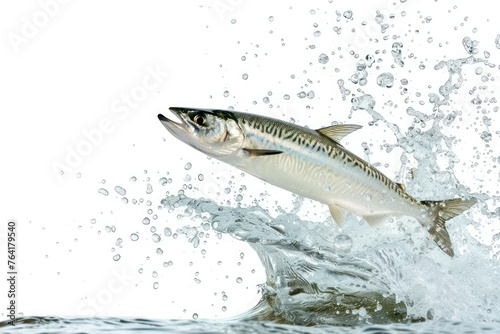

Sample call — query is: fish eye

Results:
[191,112,207,126]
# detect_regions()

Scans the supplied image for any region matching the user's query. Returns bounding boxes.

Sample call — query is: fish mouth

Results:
[157,108,192,140]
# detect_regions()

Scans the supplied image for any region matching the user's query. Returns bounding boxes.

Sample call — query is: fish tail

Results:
[420,197,477,257]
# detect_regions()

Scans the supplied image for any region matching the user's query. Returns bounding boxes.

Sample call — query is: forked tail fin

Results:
[421,198,477,257]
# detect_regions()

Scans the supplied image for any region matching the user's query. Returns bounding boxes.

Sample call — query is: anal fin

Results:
[363,214,391,227]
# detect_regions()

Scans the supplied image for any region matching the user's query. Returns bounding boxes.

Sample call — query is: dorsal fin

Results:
[316,124,362,143]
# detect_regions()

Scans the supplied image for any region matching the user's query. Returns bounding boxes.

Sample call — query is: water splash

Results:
[93,2,500,328]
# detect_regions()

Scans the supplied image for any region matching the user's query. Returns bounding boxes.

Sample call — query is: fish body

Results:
[158,107,476,256]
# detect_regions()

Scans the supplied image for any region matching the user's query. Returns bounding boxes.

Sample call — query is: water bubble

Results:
[142,217,150,225]
[197,174,204,181]
[236,277,243,283]
[318,53,329,64]
[343,10,353,19]
[129,176,137,182]
[113,254,121,261]
[130,233,139,241]
[230,19,236,24]
[146,183,153,194]
[164,227,172,237]
[153,282,159,289]
[307,91,315,99]
[222,306,227,312]
[192,313,198,320]
[90,218,96,224]
[159,177,168,186]
[121,197,128,204]
[283,94,290,100]
[313,31,321,37]
[269,16,274,22]
[98,188,109,196]
[333,235,353,253]
[242,73,249,80]
[376,72,394,88]
[114,186,126,196]
[156,248,163,255]
[223,90,230,98]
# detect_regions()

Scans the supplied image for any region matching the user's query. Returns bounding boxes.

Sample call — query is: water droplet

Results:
[283,94,290,100]
[297,91,306,98]
[242,73,249,80]
[121,197,128,204]
[376,72,394,88]
[114,186,126,196]
[236,277,243,283]
[146,183,153,194]
[142,217,150,225]
[130,233,139,241]
[184,162,192,170]
[341,10,352,19]
[113,254,121,261]
[152,233,161,243]
[98,188,109,196]
[164,227,172,237]
[192,313,198,320]
[333,235,353,253]
[156,248,163,255]
[153,282,159,289]
[269,16,274,22]
[230,19,236,24]
[223,90,230,98]
[318,53,329,64]
[90,218,96,224]
[159,177,168,186]
[462,36,479,54]
[313,30,321,37]
[129,176,137,182]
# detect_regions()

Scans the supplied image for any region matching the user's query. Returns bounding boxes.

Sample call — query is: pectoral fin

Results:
[243,148,283,157]
[328,204,348,228]
[316,124,363,143]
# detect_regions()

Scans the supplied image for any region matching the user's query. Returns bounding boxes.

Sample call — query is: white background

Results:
[1,0,499,322]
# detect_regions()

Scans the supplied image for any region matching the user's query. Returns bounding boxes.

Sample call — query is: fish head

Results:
[158,107,244,157]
